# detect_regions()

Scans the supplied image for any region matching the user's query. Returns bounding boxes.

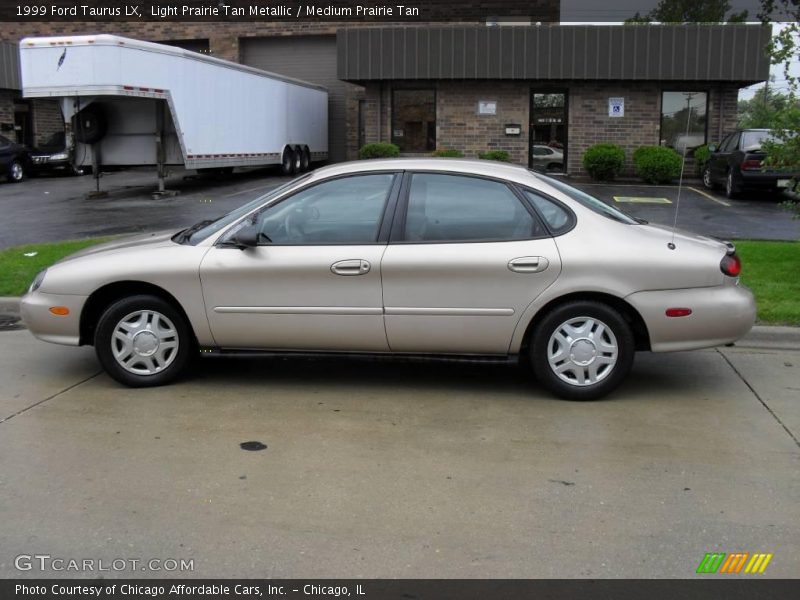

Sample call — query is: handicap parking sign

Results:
[609,97,625,118]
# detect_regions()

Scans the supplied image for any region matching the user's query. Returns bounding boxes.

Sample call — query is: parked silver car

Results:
[21,159,755,400]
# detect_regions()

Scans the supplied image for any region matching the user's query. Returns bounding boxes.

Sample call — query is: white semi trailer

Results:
[20,35,328,194]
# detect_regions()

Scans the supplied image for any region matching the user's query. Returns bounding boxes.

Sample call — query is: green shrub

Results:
[693,144,712,175]
[581,143,625,181]
[432,148,465,158]
[359,142,400,159]
[478,150,511,162]
[633,145,683,184]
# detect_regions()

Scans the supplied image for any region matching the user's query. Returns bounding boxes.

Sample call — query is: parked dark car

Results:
[702,129,797,198]
[29,131,86,176]
[0,134,32,183]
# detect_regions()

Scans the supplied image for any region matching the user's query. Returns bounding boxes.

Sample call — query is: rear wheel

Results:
[530,301,635,401]
[299,146,311,172]
[94,295,192,387]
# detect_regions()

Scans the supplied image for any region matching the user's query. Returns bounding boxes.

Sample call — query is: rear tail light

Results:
[740,159,763,171]
[720,253,741,277]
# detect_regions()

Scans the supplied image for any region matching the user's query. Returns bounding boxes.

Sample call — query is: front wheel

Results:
[8,159,25,182]
[280,148,295,176]
[725,170,740,199]
[94,295,193,387]
[530,301,635,400]
[702,166,714,189]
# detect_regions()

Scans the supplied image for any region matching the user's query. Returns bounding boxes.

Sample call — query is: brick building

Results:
[338,24,769,175]
[0,15,769,176]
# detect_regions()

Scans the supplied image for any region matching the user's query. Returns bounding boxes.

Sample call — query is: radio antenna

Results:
[669,92,697,250]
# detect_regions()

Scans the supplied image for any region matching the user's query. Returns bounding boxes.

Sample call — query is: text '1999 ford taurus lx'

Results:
[21,159,756,400]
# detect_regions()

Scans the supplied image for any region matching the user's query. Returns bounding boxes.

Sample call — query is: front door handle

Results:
[331,259,371,276]
[508,256,549,273]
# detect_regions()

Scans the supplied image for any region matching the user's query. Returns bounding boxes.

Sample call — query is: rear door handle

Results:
[331,259,371,276]
[508,256,549,273]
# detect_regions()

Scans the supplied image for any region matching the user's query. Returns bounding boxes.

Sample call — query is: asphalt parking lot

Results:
[1,168,799,248]
[570,181,800,241]
[0,329,798,578]
[0,168,291,248]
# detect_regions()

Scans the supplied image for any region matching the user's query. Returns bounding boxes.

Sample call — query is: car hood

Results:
[57,231,178,263]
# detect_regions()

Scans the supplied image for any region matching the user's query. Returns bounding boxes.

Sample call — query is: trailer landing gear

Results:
[152,102,179,200]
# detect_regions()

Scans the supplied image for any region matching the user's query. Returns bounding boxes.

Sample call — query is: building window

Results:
[392,89,436,153]
[660,91,708,155]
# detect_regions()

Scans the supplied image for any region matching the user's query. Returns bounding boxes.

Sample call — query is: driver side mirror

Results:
[707,144,717,152]
[231,224,259,249]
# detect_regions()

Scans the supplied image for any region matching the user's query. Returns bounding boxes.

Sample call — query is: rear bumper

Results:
[20,291,87,346]
[739,171,795,188]
[627,284,756,352]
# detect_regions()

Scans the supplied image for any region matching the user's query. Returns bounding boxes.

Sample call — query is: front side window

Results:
[392,90,436,153]
[660,91,708,154]
[403,174,544,242]
[254,174,395,245]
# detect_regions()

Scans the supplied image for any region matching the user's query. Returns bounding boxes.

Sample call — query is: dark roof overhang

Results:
[337,24,771,86]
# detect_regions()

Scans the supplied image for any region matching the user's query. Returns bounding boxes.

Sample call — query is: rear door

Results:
[380,172,562,354]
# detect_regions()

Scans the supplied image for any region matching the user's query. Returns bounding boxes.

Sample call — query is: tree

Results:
[758,1,800,216]
[625,0,748,23]
[737,81,798,129]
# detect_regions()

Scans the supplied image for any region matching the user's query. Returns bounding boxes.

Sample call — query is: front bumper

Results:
[627,283,756,352]
[20,290,88,346]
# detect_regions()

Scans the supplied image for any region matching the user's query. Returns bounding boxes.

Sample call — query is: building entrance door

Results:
[529,91,567,173]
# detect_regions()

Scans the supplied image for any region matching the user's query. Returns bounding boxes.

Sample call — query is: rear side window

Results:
[523,190,574,234]
[403,174,545,242]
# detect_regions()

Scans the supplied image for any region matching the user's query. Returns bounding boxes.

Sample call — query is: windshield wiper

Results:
[173,219,215,244]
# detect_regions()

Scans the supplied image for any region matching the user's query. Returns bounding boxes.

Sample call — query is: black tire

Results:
[7,159,25,183]
[94,294,193,387]
[300,146,311,172]
[725,170,740,199]
[72,105,107,145]
[530,301,635,401]
[280,147,295,176]
[291,147,303,174]
[702,166,715,190]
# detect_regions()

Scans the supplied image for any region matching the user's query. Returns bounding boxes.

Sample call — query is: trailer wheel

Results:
[72,105,107,145]
[280,148,295,176]
[299,146,311,172]
[291,147,303,174]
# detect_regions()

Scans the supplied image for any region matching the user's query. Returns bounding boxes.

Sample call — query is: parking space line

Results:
[223,185,271,198]
[688,186,731,207]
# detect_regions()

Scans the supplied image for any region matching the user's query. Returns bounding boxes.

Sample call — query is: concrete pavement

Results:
[0,330,797,578]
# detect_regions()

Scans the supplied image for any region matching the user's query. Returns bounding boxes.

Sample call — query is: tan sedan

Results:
[21,159,756,400]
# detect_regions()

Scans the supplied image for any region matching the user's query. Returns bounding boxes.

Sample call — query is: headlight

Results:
[49,152,69,161]
[29,269,47,293]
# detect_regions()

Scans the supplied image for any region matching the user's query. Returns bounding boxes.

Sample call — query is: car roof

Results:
[309,157,539,184]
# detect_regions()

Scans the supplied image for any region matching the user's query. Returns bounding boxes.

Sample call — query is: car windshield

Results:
[185,173,312,244]
[740,130,777,151]
[536,174,638,224]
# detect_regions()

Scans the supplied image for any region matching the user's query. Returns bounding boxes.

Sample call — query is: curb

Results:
[1,296,798,350]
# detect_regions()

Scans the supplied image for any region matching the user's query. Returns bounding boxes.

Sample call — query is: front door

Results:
[200,173,399,351]
[529,91,567,173]
[381,173,561,354]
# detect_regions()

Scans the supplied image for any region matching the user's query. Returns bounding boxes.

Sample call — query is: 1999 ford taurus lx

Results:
[21,159,756,400]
